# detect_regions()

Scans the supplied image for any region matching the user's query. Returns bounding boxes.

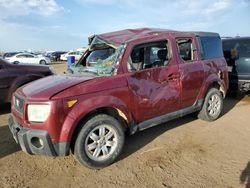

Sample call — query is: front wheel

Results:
[74,114,125,169]
[39,60,46,65]
[198,88,223,121]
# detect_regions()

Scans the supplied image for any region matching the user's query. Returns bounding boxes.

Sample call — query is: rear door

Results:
[25,54,37,64]
[125,39,181,123]
[175,37,204,108]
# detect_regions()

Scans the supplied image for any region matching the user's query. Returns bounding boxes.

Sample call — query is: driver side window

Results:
[128,40,169,72]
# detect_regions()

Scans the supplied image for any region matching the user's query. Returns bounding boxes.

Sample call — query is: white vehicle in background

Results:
[60,51,83,61]
[5,53,51,65]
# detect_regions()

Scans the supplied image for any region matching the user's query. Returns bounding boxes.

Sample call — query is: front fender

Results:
[59,95,132,142]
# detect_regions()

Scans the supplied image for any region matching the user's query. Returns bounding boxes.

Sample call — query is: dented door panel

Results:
[127,62,181,123]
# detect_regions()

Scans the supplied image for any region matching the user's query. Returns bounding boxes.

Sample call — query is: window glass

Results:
[128,41,168,72]
[16,54,26,58]
[222,38,250,73]
[87,48,115,63]
[69,45,124,76]
[199,36,223,59]
[26,54,34,58]
[176,38,193,61]
[150,47,162,63]
[223,38,250,58]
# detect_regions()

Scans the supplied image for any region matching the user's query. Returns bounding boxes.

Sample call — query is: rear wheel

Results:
[198,88,223,121]
[39,60,46,65]
[74,114,125,169]
[13,61,20,64]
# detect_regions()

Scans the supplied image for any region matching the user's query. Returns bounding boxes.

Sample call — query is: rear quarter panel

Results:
[197,58,228,99]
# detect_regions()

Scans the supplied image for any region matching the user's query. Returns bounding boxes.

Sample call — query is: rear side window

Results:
[26,54,34,58]
[199,36,223,59]
[17,54,26,58]
[176,38,194,61]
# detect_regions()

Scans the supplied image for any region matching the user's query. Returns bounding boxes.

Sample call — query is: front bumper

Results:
[239,80,250,92]
[8,115,69,156]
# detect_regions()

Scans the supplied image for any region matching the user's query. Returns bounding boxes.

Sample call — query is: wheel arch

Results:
[198,75,227,101]
[39,59,47,64]
[58,95,133,153]
[69,106,130,154]
[205,81,226,98]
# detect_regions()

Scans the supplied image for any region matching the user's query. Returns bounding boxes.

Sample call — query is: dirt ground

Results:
[0,62,250,188]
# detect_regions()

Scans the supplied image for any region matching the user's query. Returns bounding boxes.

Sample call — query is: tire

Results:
[39,60,46,65]
[74,114,125,169]
[13,61,20,64]
[198,88,223,121]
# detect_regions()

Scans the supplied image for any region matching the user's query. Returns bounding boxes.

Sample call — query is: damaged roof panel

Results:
[96,28,175,46]
[92,28,220,46]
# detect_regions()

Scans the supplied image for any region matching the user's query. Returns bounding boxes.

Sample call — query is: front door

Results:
[126,40,181,123]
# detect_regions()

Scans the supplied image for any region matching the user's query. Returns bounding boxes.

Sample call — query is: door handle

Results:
[159,73,181,84]
[167,73,181,81]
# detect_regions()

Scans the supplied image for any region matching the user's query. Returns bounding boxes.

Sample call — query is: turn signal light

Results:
[67,99,78,108]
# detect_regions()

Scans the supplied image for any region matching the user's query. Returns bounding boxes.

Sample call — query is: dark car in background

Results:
[222,37,250,94]
[0,58,54,103]
[49,51,67,61]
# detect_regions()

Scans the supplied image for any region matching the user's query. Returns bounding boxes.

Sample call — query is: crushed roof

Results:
[95,28,220,45]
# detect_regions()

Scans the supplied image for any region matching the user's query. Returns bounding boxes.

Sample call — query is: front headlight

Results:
[27,104,50,123]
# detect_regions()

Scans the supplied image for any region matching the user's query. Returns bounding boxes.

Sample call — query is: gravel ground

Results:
[0,62,250,188]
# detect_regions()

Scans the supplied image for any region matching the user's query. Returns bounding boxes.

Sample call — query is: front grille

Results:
[14,95,25,113]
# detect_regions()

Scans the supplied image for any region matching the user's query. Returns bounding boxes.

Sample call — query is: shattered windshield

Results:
[87,48,115,64]
[69,44,124,76]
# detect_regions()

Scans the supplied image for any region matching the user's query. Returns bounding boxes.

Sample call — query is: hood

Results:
[18,74,96,101]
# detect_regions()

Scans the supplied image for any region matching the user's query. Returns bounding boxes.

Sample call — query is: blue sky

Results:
[0,0,249,51]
